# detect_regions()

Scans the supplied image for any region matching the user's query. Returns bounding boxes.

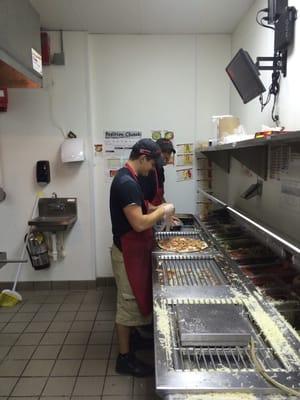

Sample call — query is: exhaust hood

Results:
[0,0,42,88]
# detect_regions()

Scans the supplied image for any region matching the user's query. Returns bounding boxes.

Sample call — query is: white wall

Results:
[213,0,300,245]
[231,0,300,132]
[89,34,231,277]
[0,32,96,282]
[0,32,231,281]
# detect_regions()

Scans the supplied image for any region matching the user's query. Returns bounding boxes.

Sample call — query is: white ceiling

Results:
[30,0,255,34]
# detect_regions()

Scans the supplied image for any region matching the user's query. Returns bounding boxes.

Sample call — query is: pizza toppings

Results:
[158,237,208,253]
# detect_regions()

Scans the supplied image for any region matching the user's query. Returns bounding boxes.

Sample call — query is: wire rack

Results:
[269,144,290,180]
[156,255,226,286]
[163,299,286,373]
[155,231,206,240]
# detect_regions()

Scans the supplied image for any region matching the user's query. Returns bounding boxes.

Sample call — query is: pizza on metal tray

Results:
[158,237,208,253]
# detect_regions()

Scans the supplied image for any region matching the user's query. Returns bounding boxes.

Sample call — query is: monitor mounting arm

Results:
[256,49,287,77]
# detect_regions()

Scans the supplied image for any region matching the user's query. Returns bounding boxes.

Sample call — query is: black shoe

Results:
[130,328,154,352]
[116,352,154,377]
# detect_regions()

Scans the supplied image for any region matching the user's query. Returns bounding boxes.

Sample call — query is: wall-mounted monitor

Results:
[226,49,266,104]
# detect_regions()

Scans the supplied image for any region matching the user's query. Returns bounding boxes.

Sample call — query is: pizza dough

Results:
[158,237,208,253]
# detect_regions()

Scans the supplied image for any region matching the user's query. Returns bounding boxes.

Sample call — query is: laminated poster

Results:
[176,154,193,167]
[106,158,122,180]
[176,168,193,182]
[176,143,194,154]
[107,158,121,169]
[104,131,142,179]
[104,131,142,157]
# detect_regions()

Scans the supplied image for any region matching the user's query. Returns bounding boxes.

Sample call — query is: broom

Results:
[0,193,42,307]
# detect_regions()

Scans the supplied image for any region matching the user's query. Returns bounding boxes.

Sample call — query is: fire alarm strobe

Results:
[0,88,8,112]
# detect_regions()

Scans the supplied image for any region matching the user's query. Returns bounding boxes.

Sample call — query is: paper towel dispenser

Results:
[61,139,85,163]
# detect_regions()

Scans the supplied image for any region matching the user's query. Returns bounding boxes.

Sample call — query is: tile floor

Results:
[0,288,160,400]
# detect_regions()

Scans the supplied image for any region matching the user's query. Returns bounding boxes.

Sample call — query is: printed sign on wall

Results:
[176,168,193,182]
[104,131,142,179]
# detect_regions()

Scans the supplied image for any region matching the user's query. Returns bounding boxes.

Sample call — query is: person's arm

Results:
[147,202,159,213]
[124,203,173,233]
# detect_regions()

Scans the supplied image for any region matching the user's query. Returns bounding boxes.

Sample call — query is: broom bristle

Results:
[0,290,22,307]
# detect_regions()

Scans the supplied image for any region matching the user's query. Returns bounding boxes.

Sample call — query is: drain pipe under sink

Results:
[50,233,58,261]
[56,232,65,259]
[49,232,65,261]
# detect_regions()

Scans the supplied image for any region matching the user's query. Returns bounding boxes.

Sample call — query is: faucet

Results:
[49,193,65,211]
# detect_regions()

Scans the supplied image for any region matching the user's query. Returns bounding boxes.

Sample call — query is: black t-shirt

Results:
[110,167,147,250]
[138,162,165,202]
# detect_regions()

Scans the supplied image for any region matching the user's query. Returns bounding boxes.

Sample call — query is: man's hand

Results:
[162,203,175,217]
[161,203,175,231]
[171,216,181,225]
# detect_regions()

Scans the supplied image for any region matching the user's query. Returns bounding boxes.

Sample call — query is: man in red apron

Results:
[139,138,176,206]
[110,139,175,377]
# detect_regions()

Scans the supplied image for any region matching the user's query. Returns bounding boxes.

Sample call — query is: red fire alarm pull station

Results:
[0,88,8,112]
[41,32,51,66]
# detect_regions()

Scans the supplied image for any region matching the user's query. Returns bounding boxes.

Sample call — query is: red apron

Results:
[151,167,164,206]
[120,163,154,316]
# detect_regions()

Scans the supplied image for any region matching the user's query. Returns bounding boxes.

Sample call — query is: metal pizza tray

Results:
[177,304,251,347]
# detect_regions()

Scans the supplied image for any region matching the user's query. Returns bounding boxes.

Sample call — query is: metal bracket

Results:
[241,180,263,200]
[231,146,268,180]
[202,150,230,174]
[256,50,287,77]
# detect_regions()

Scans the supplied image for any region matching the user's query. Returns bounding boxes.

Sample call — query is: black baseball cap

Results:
[156,138,176,154]
[131,139,161,159]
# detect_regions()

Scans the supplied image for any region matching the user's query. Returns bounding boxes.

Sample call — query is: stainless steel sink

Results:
[28,196,77,232]
[0,251,27,269]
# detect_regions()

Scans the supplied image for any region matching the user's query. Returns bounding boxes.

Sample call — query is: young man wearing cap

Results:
[110,138,175,377]
[139,138,176,206]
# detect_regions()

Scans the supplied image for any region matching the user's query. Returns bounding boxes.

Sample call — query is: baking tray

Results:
[177,304,251,347]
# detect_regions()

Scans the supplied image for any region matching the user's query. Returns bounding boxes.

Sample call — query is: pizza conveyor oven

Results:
[152,210,300,398]
[201,208,300,333]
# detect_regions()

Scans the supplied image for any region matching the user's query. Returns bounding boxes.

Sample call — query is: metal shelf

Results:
[197,131,300,180]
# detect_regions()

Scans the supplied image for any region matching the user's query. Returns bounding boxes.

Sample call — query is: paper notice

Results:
[176,154,193,167]
[176,168,193,182]
[176,143,194,154]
